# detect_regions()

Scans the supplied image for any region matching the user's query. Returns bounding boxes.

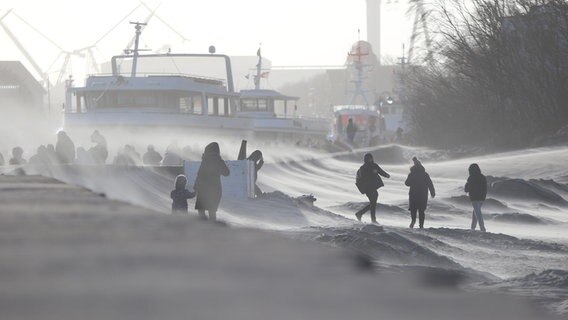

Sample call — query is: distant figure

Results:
[124,145,141,165]
[0,152,4,166]
[29,146,49,166]
[369,117,377,135]
[113,147,136,166]
[9,147,27,165]
[396,127,404,143]
[162,142,182,166]
[405,157,435,229]
[170,175,195,214]
[89,130,108,165]
[56,131,75,164]
[194,142,230,221]
[247,150,264,197]
[346,118,357,144]
[379,116,386,133]
[143,145,163,166]
[355,153,390,223]
[465,163,487,232]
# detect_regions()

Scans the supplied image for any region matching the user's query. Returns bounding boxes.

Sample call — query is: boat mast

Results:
[254,45,262,90]
[130,21,147,77]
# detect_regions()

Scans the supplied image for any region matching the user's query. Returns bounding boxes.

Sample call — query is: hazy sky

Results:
[1,0,412,78]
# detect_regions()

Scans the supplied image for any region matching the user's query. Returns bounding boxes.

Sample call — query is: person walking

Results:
[355,153,390,223]
[346,118,357,144]
[396,127,404,143]
[465,163,487,232]
[170,175,195,214]
[194,142,230,221]
[405,157,435,229]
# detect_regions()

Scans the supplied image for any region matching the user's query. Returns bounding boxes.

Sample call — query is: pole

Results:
[130,21,147,77]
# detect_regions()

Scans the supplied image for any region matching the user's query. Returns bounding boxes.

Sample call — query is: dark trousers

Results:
[410,208,425,228]
[365,190,378,221]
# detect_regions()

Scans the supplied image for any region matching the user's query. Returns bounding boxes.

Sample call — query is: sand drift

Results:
[14,144,568,315]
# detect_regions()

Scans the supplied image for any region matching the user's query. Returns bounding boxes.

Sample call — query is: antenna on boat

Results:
[254,43,262,90]
[128,21,147,77]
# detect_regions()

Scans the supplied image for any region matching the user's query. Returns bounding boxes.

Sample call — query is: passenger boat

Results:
[64,23,329,141]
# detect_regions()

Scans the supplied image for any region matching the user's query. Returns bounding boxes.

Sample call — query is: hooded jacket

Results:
[170,175,195,212]
[465,164,487,201]
[405,163,435,211]
[194,143,230,211]
[356,154,389,194]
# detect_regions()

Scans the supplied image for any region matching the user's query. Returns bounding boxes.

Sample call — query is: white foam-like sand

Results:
[15,143,568,315]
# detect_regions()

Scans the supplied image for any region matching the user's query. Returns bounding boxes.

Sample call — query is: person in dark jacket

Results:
[89,130,108,165]
[9,147,27,165]
[55,131,75,164]
[346,118,357,144]
[405,157,435,229]
[247,150,264,197]
[465,163,487,232]
[29,146,49,166]
[194,142,230,221]
[170,175,195,214]
[143,145,163,166]
[355,153,390,223]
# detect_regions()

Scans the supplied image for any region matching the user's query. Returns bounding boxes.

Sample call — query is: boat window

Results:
[240,99,257,111]
[191,96,203,114]
[86,91,179,110]
[240,98,270,112]
[209,98,216,116]
[180,97,191,113]
[257,99,268,111]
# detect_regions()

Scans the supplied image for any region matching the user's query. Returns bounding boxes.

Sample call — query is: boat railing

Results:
[85,73,226,85]
[333,105,378,112]
[66,109,234,115]
[275,114,330,122]
[65,109,329,122]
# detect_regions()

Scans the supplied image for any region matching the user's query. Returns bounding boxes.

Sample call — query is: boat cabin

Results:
[238,89,298,118]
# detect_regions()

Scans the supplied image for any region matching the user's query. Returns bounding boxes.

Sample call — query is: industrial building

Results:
[0,61,44,111]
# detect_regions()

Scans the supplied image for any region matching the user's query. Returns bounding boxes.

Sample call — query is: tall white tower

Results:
[366,0,381,64]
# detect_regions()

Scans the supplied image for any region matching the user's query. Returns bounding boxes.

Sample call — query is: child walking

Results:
[171,175,195,214]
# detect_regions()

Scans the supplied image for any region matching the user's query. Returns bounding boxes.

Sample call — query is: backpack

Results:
[355,169,367,194]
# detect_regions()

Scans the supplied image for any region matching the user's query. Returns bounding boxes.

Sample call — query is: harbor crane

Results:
[0,1,190,86]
